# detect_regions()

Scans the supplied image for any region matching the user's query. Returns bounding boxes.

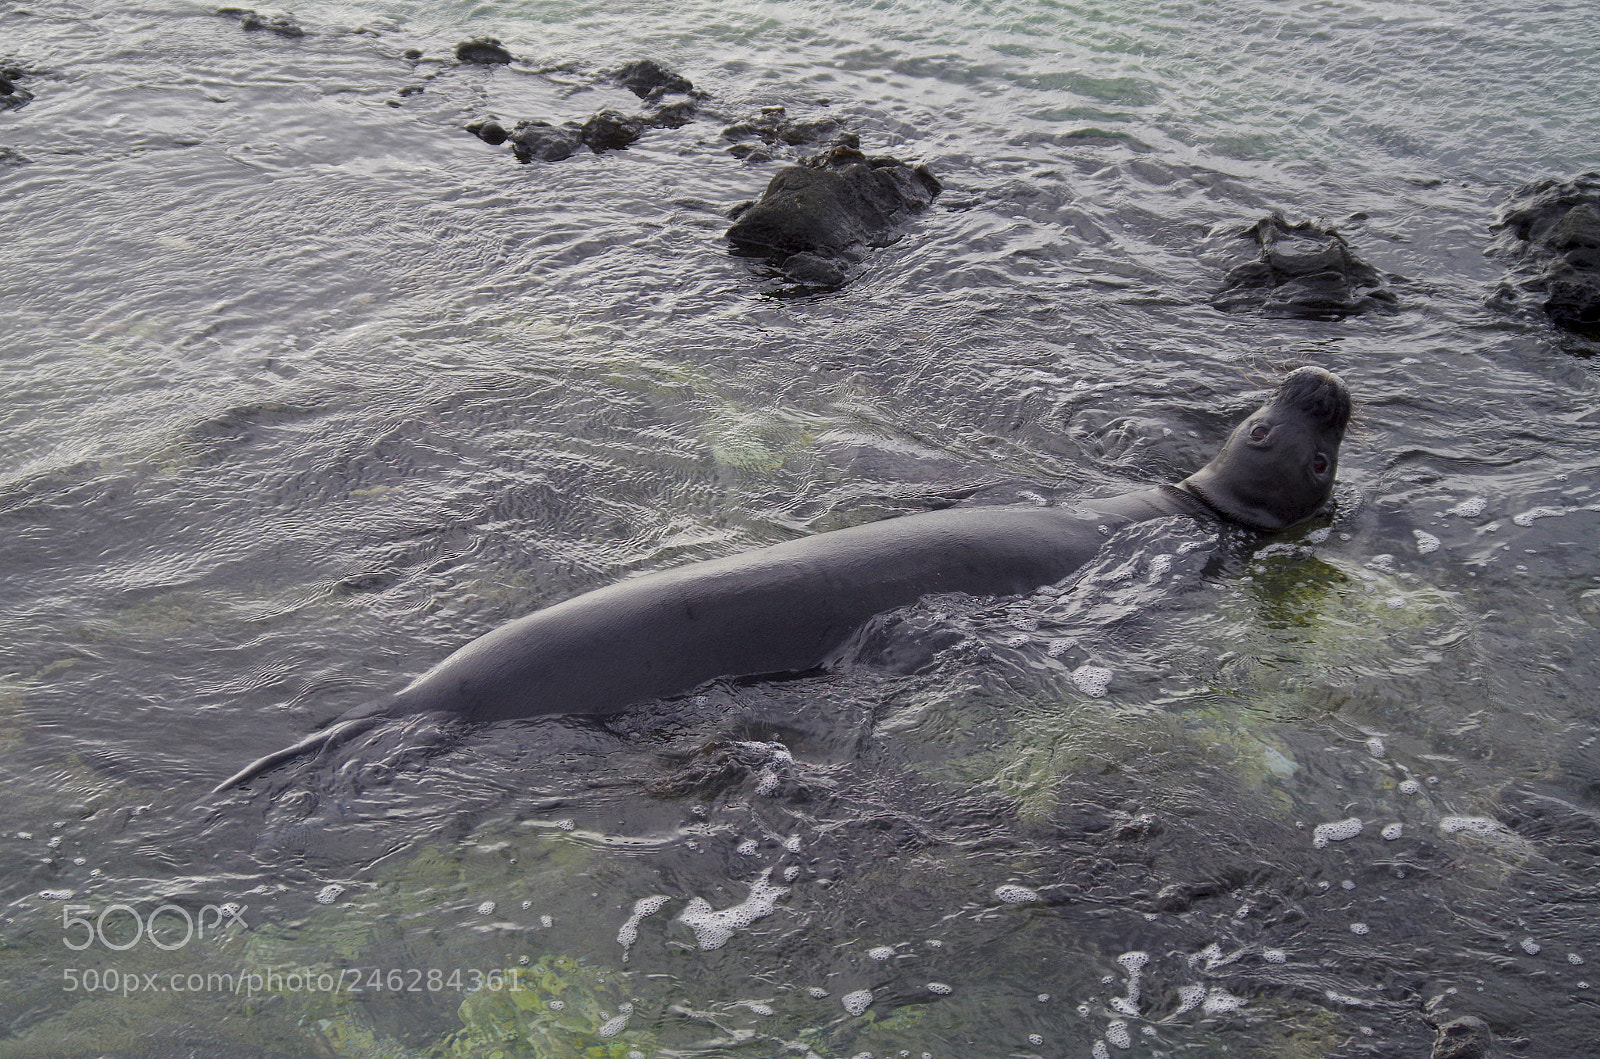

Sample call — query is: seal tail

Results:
[211,715,382,794]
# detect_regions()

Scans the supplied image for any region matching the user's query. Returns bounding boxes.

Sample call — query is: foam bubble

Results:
[737,839,759,856]
[994,884,1040,903]
[617,894,671,957]
[540,915,553,928]
[783,866,801,882]
[1312,817,1363,848]
[1106,1020,1131,1048]
[477,900,495,915]
[37,889,74,900]
[807,987,830,998]
[1381,823,1403,840]
[549,1000,565,1011]
[1513,506,1563,526]
[1440,815,1502,836]
[555,819,575,830]
[1399,779,1421,795]
[1202,988,1244,1014]
[315,884,344,905]
[678,870,789,951]
[927,982,952,995]
[1117,951,1148,973]
[1174,984,1204,1015]
[1147,555,1174,582]
[1350,923,1370,935]
[1263,948,1288,963]
[1093,1042,1111,1059]
[1521,938,1542,955]
[746,1002,773,1016]
[841,989,873,1016]
[783,835,802,852]
[1072,665,1113,698]
[1569,953,1585,965]
[1028,1034,1045,1046]
[1366,737,1386,758]
[1448,497,1486,518]
[598,1013,629,1038]
[1412,530,1440,555]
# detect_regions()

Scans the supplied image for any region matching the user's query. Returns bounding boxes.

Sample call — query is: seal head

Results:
[1178,365,1350,531]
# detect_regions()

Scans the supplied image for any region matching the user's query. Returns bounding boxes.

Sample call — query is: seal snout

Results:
[1275,365,1351,435]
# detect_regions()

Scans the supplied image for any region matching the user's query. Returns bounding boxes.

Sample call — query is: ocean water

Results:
[3,0,1599,1056]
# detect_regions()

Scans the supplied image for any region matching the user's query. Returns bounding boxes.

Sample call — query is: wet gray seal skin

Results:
[213,366,1350,793]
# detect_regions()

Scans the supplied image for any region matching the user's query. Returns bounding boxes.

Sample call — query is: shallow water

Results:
[3,0,1599,1056]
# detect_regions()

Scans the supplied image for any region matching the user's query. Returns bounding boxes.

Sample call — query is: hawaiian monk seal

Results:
[214,366,1350,792]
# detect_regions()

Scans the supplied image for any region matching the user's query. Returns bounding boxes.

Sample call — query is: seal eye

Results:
[1248,422,1271,442]
[1312,452,1329,475]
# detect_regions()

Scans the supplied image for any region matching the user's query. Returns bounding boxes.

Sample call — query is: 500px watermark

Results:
[62,966,530,998]
[60,902,247,951]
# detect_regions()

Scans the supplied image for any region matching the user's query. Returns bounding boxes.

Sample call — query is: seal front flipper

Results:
[211,713,384,794]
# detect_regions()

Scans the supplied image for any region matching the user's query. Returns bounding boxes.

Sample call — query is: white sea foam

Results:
[1366,737,1386,757]
[678,870,789,951]
[1440,815,1502,836]
[1381,823,1403,840]
[597,1013,629,1038]
[1312,817,1363,848]
[1072,665,1113,697]
[1513,506,1564,526]
[1106,1020,1131,1048]
[1448,496,1487,518]
[1203,988,1244,1014]
[1413,530,1441,554]
[617,894,671,958]
[926,981,952,994]
[841,989,873,1015]
[1399,778,1421,795]
[1521,937,1542,955]
[994,884,1040,903]
[315,884,344,904]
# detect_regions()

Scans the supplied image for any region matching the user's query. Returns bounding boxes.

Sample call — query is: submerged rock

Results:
[579,109,646,153]
[218,7,306,38]
[455,37,513,64]
[1211,213,1399,318]
[1428,1016,1492,1059]
[1490,171,1600,336]
[507,120,583,163]
[723,105,849,155]
[465,118,508,146]
[0,67,33,112]
[725,145,941,288]
[611,59,695,99]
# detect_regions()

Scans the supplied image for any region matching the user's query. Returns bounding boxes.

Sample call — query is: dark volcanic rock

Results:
[611,59,695,99]
[1490,172,1600,336]
[508,120,583,163]
[649,99,698,130]
[1211,213,1399,318]
[1429,1016,1492,1059]
[723,106,851,153]
[0,67,33,112]
[466,119,509,146]
[218,8,306,38]
[455,37,513,64]
[579,110,647,153]
[726,145,941,259]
